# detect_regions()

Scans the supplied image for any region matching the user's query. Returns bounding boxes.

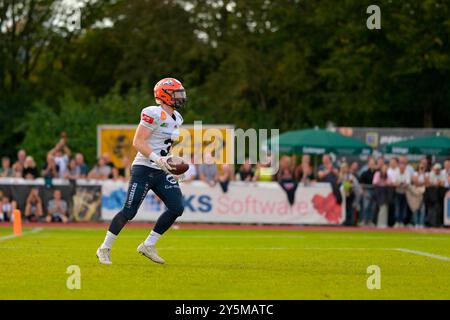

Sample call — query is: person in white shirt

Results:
[392,158,411,228]
[443,159,450,188]
[48,135,71,179]
[387,157,400,182]
[427,163,446,187]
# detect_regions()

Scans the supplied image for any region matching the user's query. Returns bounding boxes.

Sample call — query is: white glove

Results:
[149,153,173,174]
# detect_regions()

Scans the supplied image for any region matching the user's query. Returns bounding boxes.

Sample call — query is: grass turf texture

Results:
[0,226,449,299]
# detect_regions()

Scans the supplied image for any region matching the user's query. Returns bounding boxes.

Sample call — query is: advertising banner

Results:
[101,181,345,225]
[0,179,102,222]
[97,124,234,168]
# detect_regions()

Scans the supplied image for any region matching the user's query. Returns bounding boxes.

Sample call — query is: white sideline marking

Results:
[395,248,450,262]
[0,228,43,241]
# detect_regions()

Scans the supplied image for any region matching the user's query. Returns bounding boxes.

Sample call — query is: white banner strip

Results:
[101,181,346,225]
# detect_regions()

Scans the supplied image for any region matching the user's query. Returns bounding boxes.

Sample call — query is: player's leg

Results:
[138,174,184,264]
[97,165,151,264]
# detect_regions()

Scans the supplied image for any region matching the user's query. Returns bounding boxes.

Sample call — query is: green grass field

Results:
[0,225,449,299]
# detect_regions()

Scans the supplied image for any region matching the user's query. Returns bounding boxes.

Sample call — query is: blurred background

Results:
[1,0,450,166]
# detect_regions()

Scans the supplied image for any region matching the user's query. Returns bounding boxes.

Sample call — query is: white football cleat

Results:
[137,243,165,264]
[96,247,112,265]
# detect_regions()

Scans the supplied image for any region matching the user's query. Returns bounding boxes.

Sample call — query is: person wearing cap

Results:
[443,159,450,189]
[425,163,446,227]
[427,163,446,187]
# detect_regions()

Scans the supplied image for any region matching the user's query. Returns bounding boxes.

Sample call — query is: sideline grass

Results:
[0,226,449,299]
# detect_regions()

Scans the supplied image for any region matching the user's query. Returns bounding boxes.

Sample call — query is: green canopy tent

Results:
[269,128,372,156]
[382,135,450,156]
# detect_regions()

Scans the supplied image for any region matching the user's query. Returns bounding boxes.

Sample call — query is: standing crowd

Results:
[1,136,449,228]
[269,154,449,228]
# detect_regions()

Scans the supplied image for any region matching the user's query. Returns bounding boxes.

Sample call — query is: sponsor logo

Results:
[183,195,212,213]
[142,114,154,124]
[125,182,138,208]
[166,175,177,184]
[160,123,168,127]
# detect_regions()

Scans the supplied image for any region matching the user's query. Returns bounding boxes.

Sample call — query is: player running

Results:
[96,78,187,265]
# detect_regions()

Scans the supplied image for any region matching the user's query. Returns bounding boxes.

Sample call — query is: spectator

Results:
[102,153,115,170]
[88,158,112,180]
[375,156,385,171]
[24,188,44,222]
[1,195,13,222]
[0,157,13,177]
[277,156,298,205]
[425,163,446,227]
[350,161,360,179]
[65,159,81,181]
[317,154,341,203]
[110,167,124,181]
[12,149,26,177]
[199,153,219,187]
[255,153,275,182]
[372,164,391,228]
[444,159,450,189]
[46,190,69,223]
[48,137,71,178]
[387,157,399,182]
[74,153,89,178]
[392,158,411,228]
[218,164,233,193]
[119,157,131,180]
[317,154,339,182]
[294,154,315,185]
[408,162,427,228]
[23,156,38,180]
[359,157,377,226]
[427,163,446,187]
[12,162,24,178]
[42,153,60,187]
[400,156,415,176]
[338,162,361,226]
[238,159,256,182]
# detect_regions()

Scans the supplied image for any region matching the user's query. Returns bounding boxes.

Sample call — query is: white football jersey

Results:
[132,105,183,170]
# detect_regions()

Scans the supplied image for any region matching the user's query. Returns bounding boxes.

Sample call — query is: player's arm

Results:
[133,124,153,158]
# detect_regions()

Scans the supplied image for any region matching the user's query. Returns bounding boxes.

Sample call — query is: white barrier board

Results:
[101,181,345,225]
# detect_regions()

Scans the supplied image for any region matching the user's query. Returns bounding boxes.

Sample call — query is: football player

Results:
[96,78,187,265]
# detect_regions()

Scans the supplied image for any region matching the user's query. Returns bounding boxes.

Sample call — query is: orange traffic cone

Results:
[13,209,22,236]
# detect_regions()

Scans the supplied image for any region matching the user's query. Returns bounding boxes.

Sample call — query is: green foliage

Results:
[1,0,450,165]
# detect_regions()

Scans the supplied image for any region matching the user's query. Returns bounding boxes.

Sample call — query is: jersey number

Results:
[160,139,173,156]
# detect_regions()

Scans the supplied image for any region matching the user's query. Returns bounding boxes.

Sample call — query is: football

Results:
[166,156,189,175]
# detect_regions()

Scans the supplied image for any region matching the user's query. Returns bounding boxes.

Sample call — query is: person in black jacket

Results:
[359,157,377,226]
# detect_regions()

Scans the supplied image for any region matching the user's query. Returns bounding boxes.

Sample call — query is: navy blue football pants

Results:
[108,165,184,236]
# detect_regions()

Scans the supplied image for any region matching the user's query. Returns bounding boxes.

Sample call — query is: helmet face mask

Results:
[154,78,187,110]
[167,89,187,109]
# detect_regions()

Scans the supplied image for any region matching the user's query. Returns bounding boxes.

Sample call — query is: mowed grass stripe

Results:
[0,227,449,299]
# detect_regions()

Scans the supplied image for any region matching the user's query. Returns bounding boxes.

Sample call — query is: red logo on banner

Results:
[312,193,342,224]
[142,113,154,124]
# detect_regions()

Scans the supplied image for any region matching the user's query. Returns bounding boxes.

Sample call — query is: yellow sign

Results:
[98,125,234,168]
